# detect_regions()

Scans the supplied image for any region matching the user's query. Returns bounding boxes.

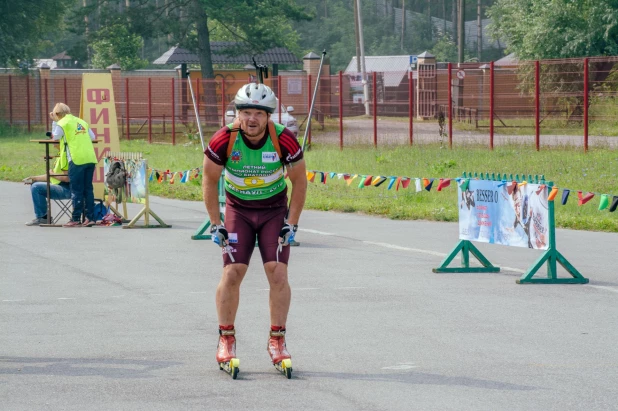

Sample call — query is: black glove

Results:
[210,224,229,247]
[278,223,298,246]
[46,131,52,137]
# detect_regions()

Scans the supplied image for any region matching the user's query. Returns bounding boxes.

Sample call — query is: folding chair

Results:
[51,199,73,225]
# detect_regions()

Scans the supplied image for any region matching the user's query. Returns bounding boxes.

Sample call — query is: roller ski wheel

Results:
[219,358,240,379]
[267,329,292,379]
[274,358,293,379]
[216,328,239,379]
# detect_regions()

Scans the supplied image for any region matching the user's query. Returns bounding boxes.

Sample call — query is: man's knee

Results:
[221,265,247,288]
[265,263,289,289]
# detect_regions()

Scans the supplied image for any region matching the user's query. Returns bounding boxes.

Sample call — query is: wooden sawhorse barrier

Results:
[105,152,171,229]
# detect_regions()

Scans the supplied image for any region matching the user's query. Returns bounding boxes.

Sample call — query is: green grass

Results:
[2,129,617,232]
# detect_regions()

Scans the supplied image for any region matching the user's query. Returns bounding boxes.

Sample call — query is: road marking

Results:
[259,287,319,291]
[299,228,335,236]
[304,231,532,274]
[588,285,618,293]
[382,362,418,370]
[363,241,447,257]
[2,299,25,302]
[502,266,525,274]
[57,298,75,300]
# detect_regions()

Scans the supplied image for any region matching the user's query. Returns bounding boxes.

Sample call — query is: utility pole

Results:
[401,0,406,51]
[458,0,465,63]
[477,0,482,62]
[354,0,361,72]
[452,0,457,43]
[356,0,370,116]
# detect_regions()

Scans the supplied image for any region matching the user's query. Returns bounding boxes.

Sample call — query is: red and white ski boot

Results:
[217,327,239,379]
[267,328,293,379]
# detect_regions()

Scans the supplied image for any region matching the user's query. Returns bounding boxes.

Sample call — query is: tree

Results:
[487,0,618,60]
[487,0,618,121]
[70,0,312,123]
[430,34,459,62]
[71,0,312,78]
[0,0,74,67]
[91,24,148,70]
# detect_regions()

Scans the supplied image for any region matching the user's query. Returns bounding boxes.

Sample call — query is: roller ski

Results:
[217,328,240,379]
[267,328,293,379]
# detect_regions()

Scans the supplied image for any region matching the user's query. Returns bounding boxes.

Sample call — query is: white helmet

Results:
[235,83,277,113]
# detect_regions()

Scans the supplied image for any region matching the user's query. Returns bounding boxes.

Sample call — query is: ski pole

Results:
[301,50,327,152]
[187,72,206,151]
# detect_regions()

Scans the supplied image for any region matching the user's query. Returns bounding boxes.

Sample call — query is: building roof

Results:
[495,52,518,67]
[154,43,301,65]
[344,56,411,87]
[51,51,72,60]
[153,47,200,64]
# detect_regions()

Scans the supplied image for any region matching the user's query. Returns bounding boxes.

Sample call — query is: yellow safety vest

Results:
[57,114,97,165]
[50,155,68,185]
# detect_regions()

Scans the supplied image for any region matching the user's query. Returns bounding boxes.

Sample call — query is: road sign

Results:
[410,55,418,71]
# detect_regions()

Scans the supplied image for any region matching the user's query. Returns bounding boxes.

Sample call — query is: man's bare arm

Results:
[202,155,225,226]
[285,159,307,226]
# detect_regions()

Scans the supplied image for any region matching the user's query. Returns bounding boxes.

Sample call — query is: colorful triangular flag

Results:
[423,178,434,192]
[387,177,397,190]
[548,186,559,201]
[599,194,609,211]
[610,196,618,212]
[577,191,594,206]
[437,178,451,191]
[561,189,570,205]
[346,174,358,186]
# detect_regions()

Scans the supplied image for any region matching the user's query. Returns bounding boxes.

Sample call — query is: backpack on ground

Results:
[106,160,126,189]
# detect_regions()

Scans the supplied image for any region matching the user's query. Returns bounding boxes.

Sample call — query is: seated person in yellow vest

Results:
[23,150,70,226]
[50,103,98,227]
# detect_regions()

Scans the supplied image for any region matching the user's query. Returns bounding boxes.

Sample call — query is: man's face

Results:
[238,108,268,138]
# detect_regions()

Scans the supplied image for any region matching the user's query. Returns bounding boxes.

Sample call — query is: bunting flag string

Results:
[142,163,618,214]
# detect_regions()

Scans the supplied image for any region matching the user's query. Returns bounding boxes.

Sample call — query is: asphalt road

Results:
[2,180,617,410]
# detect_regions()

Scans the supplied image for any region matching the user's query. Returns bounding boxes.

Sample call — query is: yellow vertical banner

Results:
[79,73,120,198]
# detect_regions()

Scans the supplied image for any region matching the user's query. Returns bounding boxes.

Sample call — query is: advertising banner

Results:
[458,180,549,250]
[79,73,120,198]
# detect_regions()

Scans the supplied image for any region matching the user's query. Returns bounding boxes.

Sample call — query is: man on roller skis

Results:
[202,82,307,379]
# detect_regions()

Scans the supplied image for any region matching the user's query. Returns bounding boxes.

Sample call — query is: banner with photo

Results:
[103,158,147,204]
[458,180,549,250]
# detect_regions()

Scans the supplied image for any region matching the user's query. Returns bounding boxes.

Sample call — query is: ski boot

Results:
[267,328,293,379]
[217,327,240,379]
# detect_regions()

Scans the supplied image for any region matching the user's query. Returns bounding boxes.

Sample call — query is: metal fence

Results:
[1,56,617,150]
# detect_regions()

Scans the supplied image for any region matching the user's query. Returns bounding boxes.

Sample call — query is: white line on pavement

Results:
[299,228,335,236]
[587,285,618,293]
[362,240,447,257]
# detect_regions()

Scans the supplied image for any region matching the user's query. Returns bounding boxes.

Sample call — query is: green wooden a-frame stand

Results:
[432,239,500,273]
[433,172,499,274]
[192,173,225,240]
[433,173,588,284]
[517,180,588,284]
